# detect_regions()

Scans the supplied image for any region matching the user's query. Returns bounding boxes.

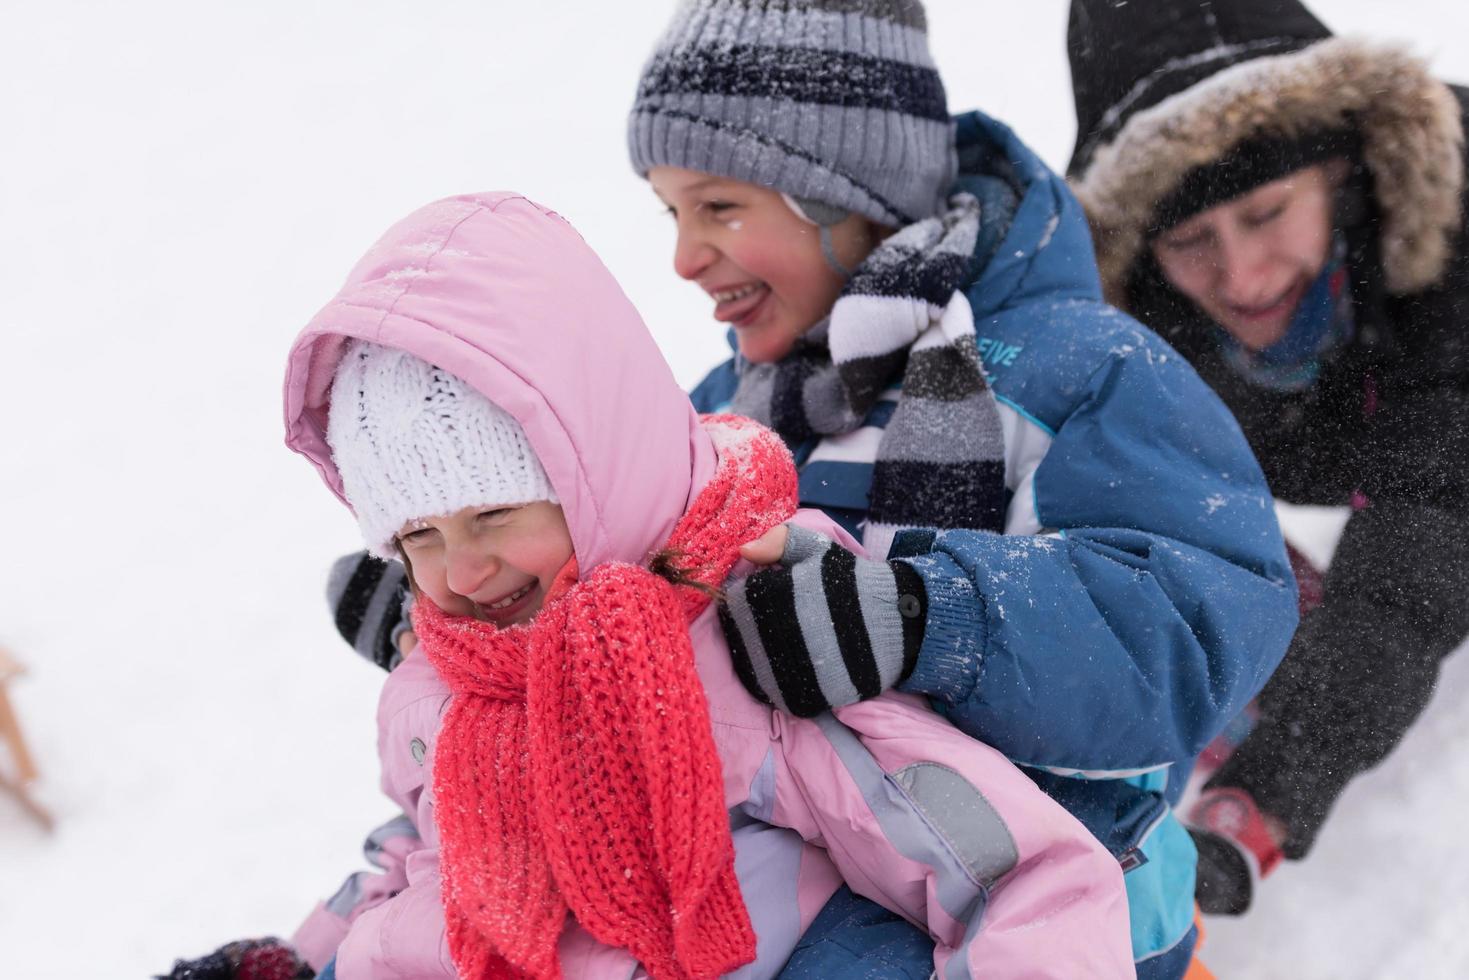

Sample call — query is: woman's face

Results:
[396,501,573,626]
[648,166,885,363]
[1151,162,1343,351]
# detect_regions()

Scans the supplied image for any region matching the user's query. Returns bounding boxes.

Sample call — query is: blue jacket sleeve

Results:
[689,357,739,413]
[898,326,1299,774]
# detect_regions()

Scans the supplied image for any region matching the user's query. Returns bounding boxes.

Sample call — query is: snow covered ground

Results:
[2,2,1465,976]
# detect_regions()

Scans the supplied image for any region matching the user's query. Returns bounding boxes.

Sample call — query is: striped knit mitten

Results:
[326,551,413,671]
[719,525,927,717]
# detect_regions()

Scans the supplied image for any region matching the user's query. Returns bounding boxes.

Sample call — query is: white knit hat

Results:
[326,340,558,559]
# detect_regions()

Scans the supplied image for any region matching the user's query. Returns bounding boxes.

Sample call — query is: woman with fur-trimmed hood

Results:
[1067,0,1469,915]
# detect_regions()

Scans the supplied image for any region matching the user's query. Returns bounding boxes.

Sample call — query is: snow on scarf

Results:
[729,192,1007,558]
[413,416,796,980]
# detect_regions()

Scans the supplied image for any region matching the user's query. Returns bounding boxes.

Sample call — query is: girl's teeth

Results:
[488,583,532,610]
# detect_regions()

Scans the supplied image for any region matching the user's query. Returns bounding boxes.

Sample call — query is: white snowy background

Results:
[2,2,1466,977]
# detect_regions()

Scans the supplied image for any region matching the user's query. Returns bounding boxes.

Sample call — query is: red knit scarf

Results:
[412,416,797,980]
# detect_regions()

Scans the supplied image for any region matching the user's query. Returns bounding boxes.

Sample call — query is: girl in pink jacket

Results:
[280,192,1132,979]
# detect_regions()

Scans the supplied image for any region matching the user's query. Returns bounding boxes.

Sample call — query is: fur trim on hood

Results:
[1071,38,1464,301]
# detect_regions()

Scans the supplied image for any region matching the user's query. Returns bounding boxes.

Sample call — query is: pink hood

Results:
[284,192,711,574]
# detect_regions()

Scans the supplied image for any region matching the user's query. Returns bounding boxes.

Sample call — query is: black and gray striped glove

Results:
[326,551,413,672]
[719,525,927,717]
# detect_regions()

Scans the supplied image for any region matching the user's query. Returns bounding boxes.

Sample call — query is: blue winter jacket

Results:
[692,111,1299,973]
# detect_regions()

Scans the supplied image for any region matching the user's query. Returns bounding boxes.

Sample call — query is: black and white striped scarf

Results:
[731,193,1007,558]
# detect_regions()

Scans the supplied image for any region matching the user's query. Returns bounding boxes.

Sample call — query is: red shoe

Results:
[1189,787,1284,879]
[1187,787,1286,915]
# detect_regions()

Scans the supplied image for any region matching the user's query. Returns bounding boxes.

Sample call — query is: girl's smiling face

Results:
[396,501,573,626]
[648,166,886,363]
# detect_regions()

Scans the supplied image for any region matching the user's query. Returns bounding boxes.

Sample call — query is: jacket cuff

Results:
[894,551,987,705]
[291,902,349,973]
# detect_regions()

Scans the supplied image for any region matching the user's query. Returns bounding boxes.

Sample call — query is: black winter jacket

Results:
[1066,0,1469,854]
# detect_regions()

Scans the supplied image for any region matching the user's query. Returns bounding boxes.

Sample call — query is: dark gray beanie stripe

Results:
[674,2,934,65]
[776,0,928,30]
[638,47,948,123]
[630,0,956,227]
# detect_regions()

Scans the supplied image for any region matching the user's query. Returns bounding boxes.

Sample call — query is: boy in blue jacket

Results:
[626,1,1296,976]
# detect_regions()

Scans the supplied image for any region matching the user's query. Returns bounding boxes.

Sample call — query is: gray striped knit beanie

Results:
[629,0,957,228]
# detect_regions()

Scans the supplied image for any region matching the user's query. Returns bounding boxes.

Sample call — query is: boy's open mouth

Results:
[712,282,770,325]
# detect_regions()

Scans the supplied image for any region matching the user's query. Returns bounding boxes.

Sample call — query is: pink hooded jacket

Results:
[282,193,1133,979]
